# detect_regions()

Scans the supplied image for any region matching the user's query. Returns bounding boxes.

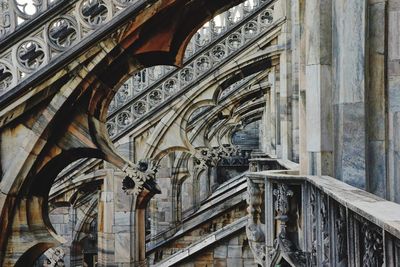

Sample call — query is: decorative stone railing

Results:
[106,0,278,139]
[0,0,63,40]
[246,171,400,266]
[107,0,270,114]
[248,157,298,172]
[0,0,146,94]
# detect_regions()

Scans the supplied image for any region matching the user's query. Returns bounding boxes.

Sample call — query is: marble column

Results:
[97,170,116,266]
[296,0,307,175]
[269,69,278,157]
[366,0,388,198]
[97,170,138,267]
[209,166,219,192]
[278,0,293,161]
[290,0,302,164]
[263,91,272,154]
[332,0,367,188]
[305,0,334,176]
[388,0,400,202]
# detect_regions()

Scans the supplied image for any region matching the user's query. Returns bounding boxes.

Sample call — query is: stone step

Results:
[154,217,248,267]
[146,174,248,252]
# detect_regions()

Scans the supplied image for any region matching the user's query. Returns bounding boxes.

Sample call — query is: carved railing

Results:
[246,172,400,266]
[0,0,63,39]
[106,0,278,139]
[107,0,271,114]
[0,0,145,94]
[248,157,298,172]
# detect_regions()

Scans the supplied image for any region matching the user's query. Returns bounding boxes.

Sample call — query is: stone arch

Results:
[142,52,276,160]
[0,1,248,264]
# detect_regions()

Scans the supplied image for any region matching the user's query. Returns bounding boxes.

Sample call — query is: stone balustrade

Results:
[246,171,400,266]
[0,0,148,95]
[107,0,272,115]
[0,0,64,40]
[106,0,278,139]
[248,157,298,172]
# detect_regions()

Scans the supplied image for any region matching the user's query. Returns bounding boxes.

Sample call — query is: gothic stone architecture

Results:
[0,0,400,266]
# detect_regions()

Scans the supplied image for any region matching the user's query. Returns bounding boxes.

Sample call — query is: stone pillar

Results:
[295,0,308,175]
[290,0,301,162]
[366,0,388,198]
[332,0,367,188]
[278,0,293,161]
[199,170,210,202]
[97,170,139,267]
[48,206,73,267]
[388,0,400,202]
[305,0,334,176]
[98,171,115,266]
[263,90,272,154]
[269,69,278,157]
[209,166,219,192]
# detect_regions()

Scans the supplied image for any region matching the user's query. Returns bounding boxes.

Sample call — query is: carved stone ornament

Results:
[106,3,275,138]
[335,205,347,263]
[194,148,219,171]
[122,159,159,196]
[361,221,383,267]
[269,184,309,266]
[43,247,65,267]
[246,178,266,266]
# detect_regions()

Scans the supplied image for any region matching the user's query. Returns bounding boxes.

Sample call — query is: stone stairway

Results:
[147,174,248,251]
[154,217,250,267]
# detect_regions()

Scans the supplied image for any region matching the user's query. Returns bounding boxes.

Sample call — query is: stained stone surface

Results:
[4,0,400,266]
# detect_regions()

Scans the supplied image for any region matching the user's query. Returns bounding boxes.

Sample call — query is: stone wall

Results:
[388,0,400,202]
[177,231,258,267]
[49,206,73,266]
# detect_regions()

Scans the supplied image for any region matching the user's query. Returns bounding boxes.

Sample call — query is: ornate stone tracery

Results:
[106,3,275,138]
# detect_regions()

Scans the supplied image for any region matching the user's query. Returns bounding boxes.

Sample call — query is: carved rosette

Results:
[246,178,266,266]
[122,159,159,196]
